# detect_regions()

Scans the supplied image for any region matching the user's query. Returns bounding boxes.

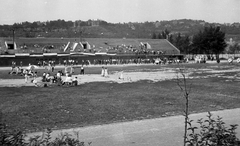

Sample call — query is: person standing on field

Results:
[104,67,108,77]
[101,66,105,77]
[80,65,84,75]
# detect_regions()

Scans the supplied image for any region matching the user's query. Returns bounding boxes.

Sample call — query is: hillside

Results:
[0,19,240,41]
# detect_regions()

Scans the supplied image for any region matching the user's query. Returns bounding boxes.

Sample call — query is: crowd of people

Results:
[8,61,79,87]
[34,68,79,87]
[8,62,114,87]
[8,56,187,87]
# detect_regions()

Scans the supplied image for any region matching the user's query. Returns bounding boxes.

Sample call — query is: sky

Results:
[0,0,239,25]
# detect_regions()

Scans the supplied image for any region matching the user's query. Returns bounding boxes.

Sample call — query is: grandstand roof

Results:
[0,38,180,55]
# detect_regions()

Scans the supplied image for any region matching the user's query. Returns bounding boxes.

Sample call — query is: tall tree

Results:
[161,30,166,39]
[151,32,157,39]
[157,33,162,39]
[172,33,191,54]
[175,33,182,49]
[182,35,191,54]
[227,42,240,57]
[192,26,227,59]
[168,34,174,43]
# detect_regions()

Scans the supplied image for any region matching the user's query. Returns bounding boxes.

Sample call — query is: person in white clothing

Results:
[119,71,124,80]
[101,66,105,77]
[45,73,51,82]
[72,77,78,86]
[104,67,108,77]
[63,74,72,85]
[24,74,29,83]
[56,71,61,78]
[80,65,84,75]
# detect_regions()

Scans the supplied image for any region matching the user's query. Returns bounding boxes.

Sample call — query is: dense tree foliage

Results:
[0,19,239,39]
[152,32,157,39]
[191,26,227,59]
[174,34,191,54]
[227,42,240,55]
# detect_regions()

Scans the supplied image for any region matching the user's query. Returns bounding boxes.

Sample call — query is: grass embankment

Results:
[1,76,240,133]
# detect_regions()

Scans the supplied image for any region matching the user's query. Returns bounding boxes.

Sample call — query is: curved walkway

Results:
[26,108,240,146]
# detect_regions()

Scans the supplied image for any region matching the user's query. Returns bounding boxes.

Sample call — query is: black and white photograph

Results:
[0,0,240,145]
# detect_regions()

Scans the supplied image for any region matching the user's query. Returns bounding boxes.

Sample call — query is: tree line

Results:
[152,26,240,60]
[0,19,240,39]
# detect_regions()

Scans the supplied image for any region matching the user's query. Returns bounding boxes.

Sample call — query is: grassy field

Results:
[1,63,240,133]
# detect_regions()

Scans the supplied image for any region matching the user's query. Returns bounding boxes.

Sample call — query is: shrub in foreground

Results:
[0,119,90,146]
[186,112,240,146]
[1,112,240,145]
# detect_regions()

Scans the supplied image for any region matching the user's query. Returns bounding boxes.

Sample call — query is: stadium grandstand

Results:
[0,38,182,66]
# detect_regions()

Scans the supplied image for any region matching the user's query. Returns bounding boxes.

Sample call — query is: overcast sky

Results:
[0,0,239,25]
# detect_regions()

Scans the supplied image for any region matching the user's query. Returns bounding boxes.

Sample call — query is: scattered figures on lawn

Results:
[27,65,39,71]
[154,58,161,65]
[42,72,46,80]
[33,71,37,80]
[51,65,55,72]
[184,57,189,63]
[62,74,78,86]
[101,66,105,77]
[45,73,51,82]
[80,65,84,75]
[119,71,124,80]
[87,60,91,65]
[42,72,51,82]
[65,66,74,74]
[195,55,207,63]
[11,61,16,71]
[63,73,72,85]
[237,58,240,63]
[24,73,29,83]
[9,67,19,75]
[63,60,67,66]
[72,77,78,86]
[37,61,41,66]
[56,71,63,86]
[71,66,74,74]
[228,56,234,64]
[46,63,51,71]
[104,67,109,77]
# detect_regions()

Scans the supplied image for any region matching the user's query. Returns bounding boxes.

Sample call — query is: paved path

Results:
[26,108,240,146]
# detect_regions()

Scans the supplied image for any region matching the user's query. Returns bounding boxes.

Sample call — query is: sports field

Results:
[1,62,240,133]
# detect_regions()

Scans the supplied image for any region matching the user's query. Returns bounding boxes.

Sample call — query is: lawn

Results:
[1,63,240,133]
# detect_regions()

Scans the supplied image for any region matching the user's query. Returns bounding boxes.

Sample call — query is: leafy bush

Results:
[27,128,89,146]
[1,126,90,146]
[186,112,240,146]
[0,113,90,146]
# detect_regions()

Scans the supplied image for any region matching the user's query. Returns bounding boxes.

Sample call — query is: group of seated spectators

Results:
[9,66,38,78]
[41,71,78,87]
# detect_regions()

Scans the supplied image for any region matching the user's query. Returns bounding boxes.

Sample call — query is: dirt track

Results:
[1,61,240,87]
[0,70,182,87]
